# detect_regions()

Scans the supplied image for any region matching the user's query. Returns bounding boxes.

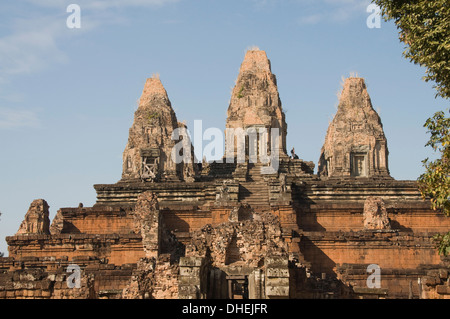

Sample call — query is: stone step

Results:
[238,183,270,205]
[246,163,273,182]
[239,193,268,199]
[239,186,269,193]
[240,186,268,191]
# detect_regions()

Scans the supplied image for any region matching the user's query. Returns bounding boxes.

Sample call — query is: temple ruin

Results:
[1,49,449,299]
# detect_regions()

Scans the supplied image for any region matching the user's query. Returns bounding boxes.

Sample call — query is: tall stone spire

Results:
[225,49,288,160]
[121,76,196,182]
[318,77,390,179]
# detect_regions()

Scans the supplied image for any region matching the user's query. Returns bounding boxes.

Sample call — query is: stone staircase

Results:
[238,162,271,208]
[246,162,273,182]
[238,182,270,207]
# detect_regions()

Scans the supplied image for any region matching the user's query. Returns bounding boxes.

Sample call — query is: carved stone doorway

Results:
[226,275,249,299]
[351,153,367,177]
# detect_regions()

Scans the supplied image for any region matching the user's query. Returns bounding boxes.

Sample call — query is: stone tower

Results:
[15,199,50,235]
[318,77,390,179]
[225,49,288,163]
[121,76,196,182]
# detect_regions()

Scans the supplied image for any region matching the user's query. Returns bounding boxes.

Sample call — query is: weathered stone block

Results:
[265,277,289,287]
[179,267,200,277]
[265,285,289,297]
[265,268,289,278]
[436,285,450,295]
[178,284,199,297]
[179,276,201,286]
[265,257,288,268]
[422,275,440,286]
[179,257,203,267]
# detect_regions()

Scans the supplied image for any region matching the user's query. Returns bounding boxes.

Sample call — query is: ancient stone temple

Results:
[1,49,450,299]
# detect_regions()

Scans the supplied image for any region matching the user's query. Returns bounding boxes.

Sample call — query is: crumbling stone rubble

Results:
[121,192,182,299]
[121,255,179,299]
[186,211,288,268]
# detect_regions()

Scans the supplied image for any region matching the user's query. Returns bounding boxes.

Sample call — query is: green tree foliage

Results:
[373,0,450,99]
[418,109,450,217]
[373,0,450,255]
[433,232,450,257]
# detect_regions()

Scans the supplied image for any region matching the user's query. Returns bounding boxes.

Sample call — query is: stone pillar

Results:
[178,256,207,299]
[133,192,161,258]
[264,256,290,299]
[141,209,161,258]
[249,268,265,299]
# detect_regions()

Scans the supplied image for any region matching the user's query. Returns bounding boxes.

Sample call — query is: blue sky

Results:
[0,0,447,255]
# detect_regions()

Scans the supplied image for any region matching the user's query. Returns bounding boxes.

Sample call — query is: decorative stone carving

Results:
[215,180,233,203]
[318,77,390,179]
[16,199,50,235]
[228,206,239,223]
[363,196,391,230]
[186,211,288,268]
[178,256,207,299]
[265,256,290,298]
[279,173,287,193]
[184,163,195,182]
[201,156,210,175]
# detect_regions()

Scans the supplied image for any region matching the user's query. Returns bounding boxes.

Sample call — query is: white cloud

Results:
[0,1,180,126]
[0,107,41,130]
[86,0,179,10]
[25,0,179,10]
[0,0,179,81]
[0,19,68,80]
[298,13,323,25]
[297,0,371,25]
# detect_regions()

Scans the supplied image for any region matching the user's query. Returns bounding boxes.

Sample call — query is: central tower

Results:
[225,49,288,164]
